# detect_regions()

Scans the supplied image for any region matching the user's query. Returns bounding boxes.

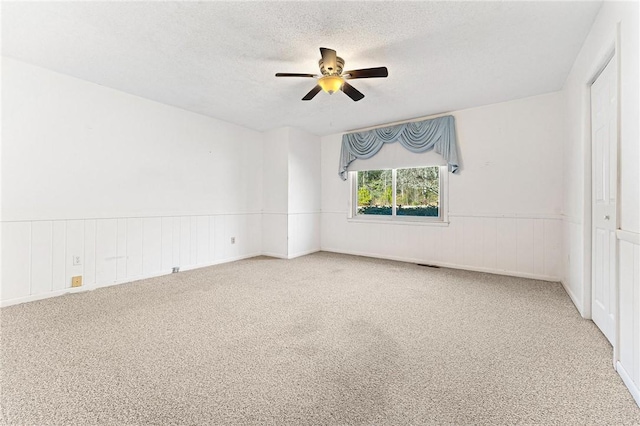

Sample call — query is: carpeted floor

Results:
[1,252,639,425]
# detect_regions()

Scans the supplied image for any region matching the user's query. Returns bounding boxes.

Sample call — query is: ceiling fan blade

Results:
[319,47,337,73]
[302,85,322,101]
[275,73,317,78]
[341,82,365,102]
[344,67,389,79]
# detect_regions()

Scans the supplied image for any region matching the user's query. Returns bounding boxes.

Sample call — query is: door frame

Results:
[583,23,621,367]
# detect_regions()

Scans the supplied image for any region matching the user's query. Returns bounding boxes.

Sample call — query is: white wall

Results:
[287,127,321,258]
[261,128,289,258]
[321,92,565,281]
[560,1,639,406]
[1,58,264,305]
[260,127,321,259]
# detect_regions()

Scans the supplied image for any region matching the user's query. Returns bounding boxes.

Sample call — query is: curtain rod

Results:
[344,110,454,134]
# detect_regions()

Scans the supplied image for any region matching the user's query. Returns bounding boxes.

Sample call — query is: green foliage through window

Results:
[356,167,440,218]
[357,187,372,206]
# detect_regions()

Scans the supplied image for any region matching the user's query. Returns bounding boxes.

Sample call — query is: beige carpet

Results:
[1,252,639,425]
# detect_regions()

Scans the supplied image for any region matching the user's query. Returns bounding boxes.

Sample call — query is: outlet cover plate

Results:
[71,276,82,287]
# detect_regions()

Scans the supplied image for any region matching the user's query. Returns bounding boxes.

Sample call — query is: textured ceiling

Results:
[2,1,601,136]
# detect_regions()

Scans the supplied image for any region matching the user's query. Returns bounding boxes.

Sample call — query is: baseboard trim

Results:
[617,361,640,408]
[1,287,92,308]
[260,252,288,259]
[320,248,560,282]
[560,280,584,317]
[287,249,321,259]
[0,252,261,308]
[259,250,321,260]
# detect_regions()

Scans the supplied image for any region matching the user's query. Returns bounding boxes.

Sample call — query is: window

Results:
[356,169,393,216]
[351,166,446,222]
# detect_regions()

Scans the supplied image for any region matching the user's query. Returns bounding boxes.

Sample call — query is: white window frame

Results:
[348,165,449,226]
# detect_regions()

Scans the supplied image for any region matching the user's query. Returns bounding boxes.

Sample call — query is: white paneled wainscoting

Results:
[1,214,262,307]
[321,212,562,281]
[617,230,640,407]
[562,216,587,316]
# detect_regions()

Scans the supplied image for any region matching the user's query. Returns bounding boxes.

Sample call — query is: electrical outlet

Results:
[73,255,82,266]
[71,276,82,287]
[230,237,236,244]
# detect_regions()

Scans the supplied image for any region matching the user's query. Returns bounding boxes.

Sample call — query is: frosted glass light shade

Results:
[318,75,344,94]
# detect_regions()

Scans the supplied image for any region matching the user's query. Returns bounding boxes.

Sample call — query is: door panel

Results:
[591,56,617,344]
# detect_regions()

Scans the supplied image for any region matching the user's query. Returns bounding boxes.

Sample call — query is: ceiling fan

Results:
[275,47,388,102]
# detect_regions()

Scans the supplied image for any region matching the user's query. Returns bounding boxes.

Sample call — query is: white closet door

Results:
[590,56,617,345]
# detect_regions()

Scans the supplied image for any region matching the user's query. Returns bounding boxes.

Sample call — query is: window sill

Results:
[347,217,450,227]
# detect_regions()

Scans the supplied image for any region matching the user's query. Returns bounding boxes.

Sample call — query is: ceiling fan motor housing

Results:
[319,56,344,76]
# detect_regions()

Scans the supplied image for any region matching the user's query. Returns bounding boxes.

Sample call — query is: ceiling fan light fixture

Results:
[318,75,344,94]
[275,47,387,101]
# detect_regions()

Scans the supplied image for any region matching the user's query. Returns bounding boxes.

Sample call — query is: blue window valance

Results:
[339,115,459,180]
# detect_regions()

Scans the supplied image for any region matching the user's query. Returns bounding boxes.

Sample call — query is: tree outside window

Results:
[355,167,440,217]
